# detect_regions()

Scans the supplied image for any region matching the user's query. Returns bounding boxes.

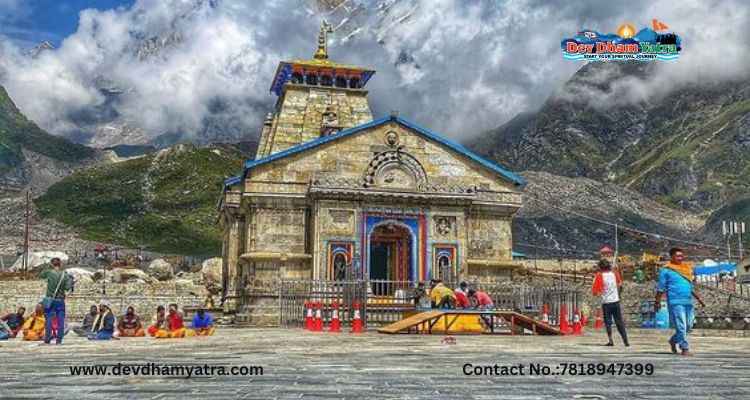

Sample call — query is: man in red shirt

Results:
[162,303,189,338]
[454,282,471,308]
[468,289,494,309]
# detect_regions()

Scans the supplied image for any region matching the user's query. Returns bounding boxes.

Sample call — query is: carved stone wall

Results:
[468,213,512,260]
[253,208,307,254]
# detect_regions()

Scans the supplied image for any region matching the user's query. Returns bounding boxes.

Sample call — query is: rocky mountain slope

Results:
[35,143,254,255]
[0,85,97,192]
[471,62,750,214]
[515,172,705,257]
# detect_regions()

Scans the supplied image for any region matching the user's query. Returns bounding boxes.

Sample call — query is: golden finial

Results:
[313,20,333,60]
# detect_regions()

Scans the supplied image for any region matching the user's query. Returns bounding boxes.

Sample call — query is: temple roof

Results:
[224,115,526,189]
[269,60,375,96]
[269,20,375,95]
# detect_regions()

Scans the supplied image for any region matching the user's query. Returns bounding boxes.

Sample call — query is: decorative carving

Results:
[363,150,427,189]
[320,105,341,136]
[433,216,455,236]
[322,209,355,235]
[385,131,399,147]
[470,240,495,258]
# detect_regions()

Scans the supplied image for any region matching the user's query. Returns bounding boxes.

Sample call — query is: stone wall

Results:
[520,258,599,273]
[0,280,207,324]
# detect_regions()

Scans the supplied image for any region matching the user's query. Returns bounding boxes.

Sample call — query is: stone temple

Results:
[219,23,525,324]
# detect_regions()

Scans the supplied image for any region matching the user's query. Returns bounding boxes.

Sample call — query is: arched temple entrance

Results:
[368,222,413,287]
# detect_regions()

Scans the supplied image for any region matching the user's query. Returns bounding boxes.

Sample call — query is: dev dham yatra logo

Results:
[562,19,681,61]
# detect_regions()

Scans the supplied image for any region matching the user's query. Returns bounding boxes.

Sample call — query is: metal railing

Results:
[279,279,581,328]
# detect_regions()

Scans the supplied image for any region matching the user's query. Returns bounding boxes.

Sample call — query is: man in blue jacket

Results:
[655,248,705,356]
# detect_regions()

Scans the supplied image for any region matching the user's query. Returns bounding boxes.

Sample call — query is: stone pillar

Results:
[223,212,242,312]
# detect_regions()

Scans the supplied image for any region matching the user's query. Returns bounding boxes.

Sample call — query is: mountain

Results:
[35,142,255,255]
[516,171,704,257]
[0,85,97,192]
[471,61,750,214]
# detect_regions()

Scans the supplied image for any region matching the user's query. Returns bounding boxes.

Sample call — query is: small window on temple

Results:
[320,75,333,86]
[335,76,347,88]
[349,77,360,88]
[291,72,304,84]
[305,73,318,85]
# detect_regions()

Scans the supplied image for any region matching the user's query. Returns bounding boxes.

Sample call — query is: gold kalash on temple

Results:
[219,22,525,325]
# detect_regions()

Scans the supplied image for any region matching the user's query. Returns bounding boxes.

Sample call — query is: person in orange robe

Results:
[116,306,145,337]
[22,304,46,341]
[156,304,194,338]
[147,305,167,337]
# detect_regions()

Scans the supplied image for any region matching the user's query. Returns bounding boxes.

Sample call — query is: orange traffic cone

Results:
[304,301,313,331]
[541,304,550,324]
[559,303,571,335]
[313,302,323,332]
[594,308,604,330]
[351,301,363,334]
[329,301,341,333]
[572,309,582,335]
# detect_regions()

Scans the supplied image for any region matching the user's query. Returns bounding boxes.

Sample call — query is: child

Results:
[592,259,629,347]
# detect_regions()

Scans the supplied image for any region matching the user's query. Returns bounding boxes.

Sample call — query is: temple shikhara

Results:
[219,22,525,324]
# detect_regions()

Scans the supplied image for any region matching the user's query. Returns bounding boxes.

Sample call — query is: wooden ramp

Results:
[377,311,446,334]
[495,311,561,336]
[377,310,562,335]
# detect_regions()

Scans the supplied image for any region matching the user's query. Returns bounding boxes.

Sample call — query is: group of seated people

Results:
[425,280,495,309]
[0,304,70,341]
[146,304,215,338]
[0,302,216,341]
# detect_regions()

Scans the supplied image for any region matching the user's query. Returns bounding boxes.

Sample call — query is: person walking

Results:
[592,259,629,347]
[656,247,705,356]
[40,257,73,344]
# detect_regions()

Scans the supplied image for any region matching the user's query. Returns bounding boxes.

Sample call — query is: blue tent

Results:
[693,262,736,276]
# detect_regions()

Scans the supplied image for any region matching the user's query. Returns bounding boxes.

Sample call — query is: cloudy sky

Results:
[0,0,748,146]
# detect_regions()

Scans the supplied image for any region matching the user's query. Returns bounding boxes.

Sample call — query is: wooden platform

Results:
[377,310,562,335]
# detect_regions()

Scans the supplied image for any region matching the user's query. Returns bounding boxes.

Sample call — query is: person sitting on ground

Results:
[22,304,46,341]
[191,308,215,336]
[454,281,471,309]
[155,304,193,338]
[592,259,629,347]
[116,306,145,337]
[72,305,98,337]
[1,306,26,338]
[468,288,494,310]
[147,305,167,337]
[0,319,12,340]
[429,279,456,309]
[88,301,115,340]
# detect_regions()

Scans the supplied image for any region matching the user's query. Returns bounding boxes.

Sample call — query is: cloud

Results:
[0,0,748,147]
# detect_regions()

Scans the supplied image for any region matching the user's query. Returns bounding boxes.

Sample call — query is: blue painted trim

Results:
[223,175,242,190]
[240,115,525,186]
[512,251,526,258]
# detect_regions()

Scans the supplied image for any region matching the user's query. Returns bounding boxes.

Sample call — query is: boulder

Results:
[110,268,153,284]
[201,258,223,284]
[147,258,174,281]
[201,258,224,295]
[10,251,68,271]
[64,267,95,286]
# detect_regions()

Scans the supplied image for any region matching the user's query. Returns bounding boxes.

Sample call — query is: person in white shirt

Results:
[592,259,629,347]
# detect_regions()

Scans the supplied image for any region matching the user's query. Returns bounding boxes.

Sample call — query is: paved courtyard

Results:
[1,328,749,399]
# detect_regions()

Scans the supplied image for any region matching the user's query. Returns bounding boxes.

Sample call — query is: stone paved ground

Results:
[1,328,749,400]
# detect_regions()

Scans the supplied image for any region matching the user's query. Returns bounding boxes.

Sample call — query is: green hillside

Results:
[0,85,95,173]
[36,144,247,255]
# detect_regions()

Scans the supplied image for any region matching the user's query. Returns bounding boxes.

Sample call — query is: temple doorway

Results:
[369,223,413,289]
